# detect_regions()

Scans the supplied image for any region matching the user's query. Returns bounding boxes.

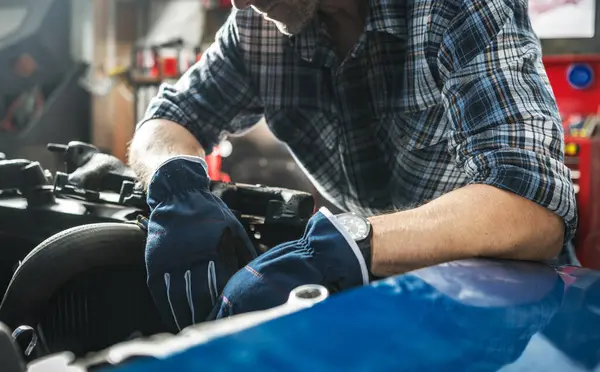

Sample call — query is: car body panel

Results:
[104,259,600,372]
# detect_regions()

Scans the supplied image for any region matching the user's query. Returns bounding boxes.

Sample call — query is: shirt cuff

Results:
[470,165,577,245]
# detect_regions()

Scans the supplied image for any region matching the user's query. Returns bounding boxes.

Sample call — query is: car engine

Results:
[0,142,315,362]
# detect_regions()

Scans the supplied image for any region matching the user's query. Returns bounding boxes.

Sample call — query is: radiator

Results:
[38,266,167,356]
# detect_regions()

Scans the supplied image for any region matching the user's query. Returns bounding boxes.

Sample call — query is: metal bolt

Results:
[288,284,329,307]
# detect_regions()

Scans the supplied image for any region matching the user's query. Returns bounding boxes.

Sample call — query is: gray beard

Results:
[273,20,304,35]
[271,0,318,36]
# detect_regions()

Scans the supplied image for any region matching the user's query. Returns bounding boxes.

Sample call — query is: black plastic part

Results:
[210,182,314,226]
[0,323,25,372]
[21,162,47,190]
[23,186,56,207]
[54,172,101,203]
[0,160,55,207]
[0,223,166,356]
[100,172,138,194]
[48,141,100,173]
[0,160,33,190]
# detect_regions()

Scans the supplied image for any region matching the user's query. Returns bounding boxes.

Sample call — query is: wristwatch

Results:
[335,212,373,270]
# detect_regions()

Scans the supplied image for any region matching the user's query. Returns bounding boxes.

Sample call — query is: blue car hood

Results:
[107,259,600,372]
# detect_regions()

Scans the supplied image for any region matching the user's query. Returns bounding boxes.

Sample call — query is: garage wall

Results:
[86,0,138,159]
[0,4,28,40]
[70,0,94,64]
[78,0,205,159]
[146,0,204,46]
[540,0,600,54]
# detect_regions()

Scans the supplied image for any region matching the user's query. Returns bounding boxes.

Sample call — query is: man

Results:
[123,0,576,330]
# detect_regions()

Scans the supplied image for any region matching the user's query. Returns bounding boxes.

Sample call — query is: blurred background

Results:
[1,3,600,367]
[0,0,337,208]
[0,0,600,250]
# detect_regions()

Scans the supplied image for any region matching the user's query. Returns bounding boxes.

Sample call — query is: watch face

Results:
[336,213,370,241]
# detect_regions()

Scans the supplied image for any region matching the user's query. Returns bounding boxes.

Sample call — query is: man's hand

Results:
[145,156,257,330]
[209,208,369,319]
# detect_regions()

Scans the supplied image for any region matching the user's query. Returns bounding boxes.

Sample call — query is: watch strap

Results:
[358,238,372,273]
[333,212,373,275]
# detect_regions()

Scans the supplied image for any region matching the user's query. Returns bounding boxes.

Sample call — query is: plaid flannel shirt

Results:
[140,0,577,242]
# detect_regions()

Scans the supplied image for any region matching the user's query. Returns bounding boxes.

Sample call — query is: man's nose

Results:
[231,0,252,9]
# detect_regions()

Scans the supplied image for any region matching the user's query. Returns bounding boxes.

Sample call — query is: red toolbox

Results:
[544,55,600,268]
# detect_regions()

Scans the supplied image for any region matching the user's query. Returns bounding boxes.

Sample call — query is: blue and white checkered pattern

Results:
[140,0,577,242]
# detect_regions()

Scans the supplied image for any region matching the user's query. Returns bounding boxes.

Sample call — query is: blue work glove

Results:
[145,156,257,331]
[210,207,370,319]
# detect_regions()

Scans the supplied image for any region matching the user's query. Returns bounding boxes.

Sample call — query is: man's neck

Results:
[319,0,369,58]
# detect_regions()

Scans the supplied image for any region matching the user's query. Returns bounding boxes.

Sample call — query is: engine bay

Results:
[0,141,316,363]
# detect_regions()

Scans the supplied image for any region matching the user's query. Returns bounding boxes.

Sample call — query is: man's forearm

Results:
[368,184,565,277]
[128,119,206,188]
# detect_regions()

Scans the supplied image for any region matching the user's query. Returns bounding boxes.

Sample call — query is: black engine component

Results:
[0,323,24,372]
[0,157,141,298]
[0,223,164,359]
[0,142,315,359]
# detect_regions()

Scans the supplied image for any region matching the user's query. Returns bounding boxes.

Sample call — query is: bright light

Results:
[565,142,579,156]
[219,140,232,158]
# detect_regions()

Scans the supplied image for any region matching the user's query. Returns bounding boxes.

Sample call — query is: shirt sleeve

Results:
[137,11,263,154]
[437,0,577,242]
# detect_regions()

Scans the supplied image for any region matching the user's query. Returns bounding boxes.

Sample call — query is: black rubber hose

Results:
[0,223,146,330]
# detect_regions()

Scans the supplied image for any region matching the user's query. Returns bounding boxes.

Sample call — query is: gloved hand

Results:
[210,207,370,319]
[145,156,257,330]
